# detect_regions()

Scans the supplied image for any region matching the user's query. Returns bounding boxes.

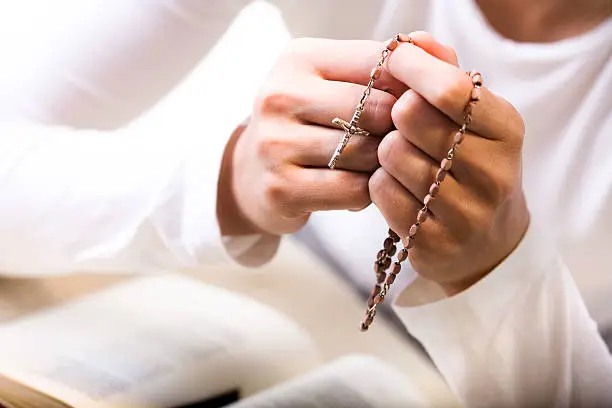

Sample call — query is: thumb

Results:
[406,31,459,67]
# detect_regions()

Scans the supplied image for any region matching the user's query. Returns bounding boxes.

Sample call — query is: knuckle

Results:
[391,90,422,126]
[377,130,402,170]
[366,93,395,130]
[254,133,289,161]
[434,77,470,114]
[344,172,371,209]
[262,172,292,209]
[368,167,390,202]
[488,172,516,204]
[253,88,299,117]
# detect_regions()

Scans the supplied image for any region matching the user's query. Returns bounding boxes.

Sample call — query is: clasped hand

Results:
[223,32,529,294]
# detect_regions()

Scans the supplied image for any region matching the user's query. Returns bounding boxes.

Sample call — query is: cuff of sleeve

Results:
[392,219,557,348]
[222,234,281,267]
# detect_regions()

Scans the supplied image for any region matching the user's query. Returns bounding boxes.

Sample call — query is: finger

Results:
[378,130,464,214]
[409,31,459,67]
[392,90,500,183]
[288,124,380,173]
[286,38,408,98]
[295,78,396,135]
[369,167,423,238]
[376,133,495,243]
[285,167,371,213]
[385,40,523,140]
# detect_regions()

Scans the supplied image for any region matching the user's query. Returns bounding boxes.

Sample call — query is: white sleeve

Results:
[0,1,291,275]
[394,222,612,407]
[0,120,229,276]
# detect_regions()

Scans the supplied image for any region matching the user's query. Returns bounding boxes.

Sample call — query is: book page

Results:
[230,355,431,408]
[0,275,319,408]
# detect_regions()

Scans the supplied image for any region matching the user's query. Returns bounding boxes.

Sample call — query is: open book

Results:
[0,275,319,408]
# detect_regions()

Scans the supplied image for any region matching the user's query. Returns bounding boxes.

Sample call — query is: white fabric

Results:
[0,0,611,406]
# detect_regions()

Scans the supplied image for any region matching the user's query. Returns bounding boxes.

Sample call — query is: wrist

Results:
[216,121,264,236]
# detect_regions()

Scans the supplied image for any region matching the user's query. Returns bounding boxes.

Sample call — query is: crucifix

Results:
[328,110,370,169]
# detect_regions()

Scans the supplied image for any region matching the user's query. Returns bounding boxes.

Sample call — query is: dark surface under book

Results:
[173,389,240,408]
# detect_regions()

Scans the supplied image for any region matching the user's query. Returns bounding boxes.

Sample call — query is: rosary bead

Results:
[383,237,395,251]
[371,284,382,299]
[389,229,401,242]
[374,261,385,274]
[382,256,392,270]
[471,86,481,102]
[397,248,409,262]
[385,37,399,51]
[429,183,440,196]
[370,65,383,80]
[385,274,396,285]
[376,271,386,284]
[417,209,428,223]
[387,245,397,256]
[406,237,414,249]
[424,194,435,206]
[409,224,420,237]
[391,262,401,275]
[367,296,375,309]
[396,33,413,43]
[441,158,453,171]
[453,131,465,144]
[436,169,447,183]
[377,249,386,261]
[364,314,374,326]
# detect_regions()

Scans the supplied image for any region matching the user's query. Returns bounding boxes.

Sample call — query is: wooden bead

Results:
[376,271,386,284]
[385,37,399,51]
[388,229,401,242]
[436,169,447,183]
[406,237,414,249]
[471,86,481,101]
[387,245,397,256]
[391,262,401,275]
[397,248,409,262]
[417,209,428,223]
[370,65,383,80]
[374,261,385,273]
[441,158,452,171]
[424,194,435,206]
[409,224,420,237]
[396,33,413,43]
[383,237,395,251]
[382,256,392,270]
[385,274,396,285]
[367,296,375,309]
[377,249,386,261]
[429,183,440,196]
[360,321,369,332]
[371,285,381,299]
[374,294,384,305]
[453,131,465,144]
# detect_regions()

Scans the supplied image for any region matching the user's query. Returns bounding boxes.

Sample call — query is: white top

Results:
[0,0,611,406]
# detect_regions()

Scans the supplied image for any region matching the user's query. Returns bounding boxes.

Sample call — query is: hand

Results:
[369,32,529,295]
[219,39,407,236]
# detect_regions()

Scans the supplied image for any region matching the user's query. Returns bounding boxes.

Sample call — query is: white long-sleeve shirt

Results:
[0,0,611,406]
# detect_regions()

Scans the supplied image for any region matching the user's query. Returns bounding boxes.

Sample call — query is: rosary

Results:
[328,33,483,331]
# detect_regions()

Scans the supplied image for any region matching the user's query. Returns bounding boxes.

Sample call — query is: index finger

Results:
[385,42,523,140]
[286,38,408,98]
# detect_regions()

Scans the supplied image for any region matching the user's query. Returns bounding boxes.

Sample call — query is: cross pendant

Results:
[328,118,370,169]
